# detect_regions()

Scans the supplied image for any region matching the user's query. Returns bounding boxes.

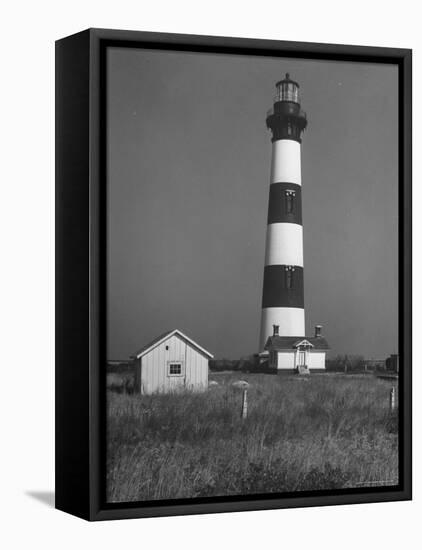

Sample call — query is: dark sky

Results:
[107,47,398,360]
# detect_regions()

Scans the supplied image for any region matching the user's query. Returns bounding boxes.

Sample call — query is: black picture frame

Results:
[55,28,412,521]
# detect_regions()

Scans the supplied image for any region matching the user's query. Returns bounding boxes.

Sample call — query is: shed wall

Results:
[185,345,208,390]
[140,334,208,394]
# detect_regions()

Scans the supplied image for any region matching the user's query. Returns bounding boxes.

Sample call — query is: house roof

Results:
[265,335,330,351]
[133,329,214,360]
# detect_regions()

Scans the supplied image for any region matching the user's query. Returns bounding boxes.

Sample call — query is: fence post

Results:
[241,388,248,419]
[389,386,396,412]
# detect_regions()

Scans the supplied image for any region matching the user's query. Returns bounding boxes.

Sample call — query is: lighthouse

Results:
[259,75,329,372]
[259,74,307,350]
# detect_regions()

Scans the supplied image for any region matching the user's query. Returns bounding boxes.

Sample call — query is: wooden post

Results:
[241,388,248,419]
[389,386,396,412]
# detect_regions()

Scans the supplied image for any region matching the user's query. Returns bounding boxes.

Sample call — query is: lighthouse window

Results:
[285,192,294,214]
[279,82,298,103]
[286,269,293,289]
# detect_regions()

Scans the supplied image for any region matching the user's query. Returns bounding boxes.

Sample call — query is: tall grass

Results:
[107,373,398,502]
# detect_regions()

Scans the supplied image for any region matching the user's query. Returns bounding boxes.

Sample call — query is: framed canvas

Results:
[55,28,412,521]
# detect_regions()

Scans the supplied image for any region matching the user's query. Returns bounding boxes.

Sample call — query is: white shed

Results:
[133,329,213,394]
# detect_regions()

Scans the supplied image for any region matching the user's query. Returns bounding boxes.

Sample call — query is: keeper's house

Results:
[264,324,330,373]
[132,329,213,394]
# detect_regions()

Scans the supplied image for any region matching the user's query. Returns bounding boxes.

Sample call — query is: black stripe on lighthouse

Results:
[262,265,304,308]
[267,182,302,225]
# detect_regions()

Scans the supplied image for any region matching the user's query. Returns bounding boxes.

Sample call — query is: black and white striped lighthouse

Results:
[259,74,308,351]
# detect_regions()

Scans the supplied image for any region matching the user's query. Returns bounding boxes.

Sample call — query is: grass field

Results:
[107,372,398,503]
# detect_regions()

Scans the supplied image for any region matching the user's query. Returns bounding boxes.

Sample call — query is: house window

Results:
[168,362,182,376]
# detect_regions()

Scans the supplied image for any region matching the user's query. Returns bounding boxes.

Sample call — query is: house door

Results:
[295,348,308,369]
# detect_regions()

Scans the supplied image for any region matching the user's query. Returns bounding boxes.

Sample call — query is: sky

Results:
[106,47,398,360]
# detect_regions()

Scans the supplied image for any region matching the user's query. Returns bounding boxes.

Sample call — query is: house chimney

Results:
[314,325,322,338]
[273,324,279,336]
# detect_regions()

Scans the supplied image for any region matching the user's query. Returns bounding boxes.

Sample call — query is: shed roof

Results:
[265,335,330,351]
[133,329,214,360]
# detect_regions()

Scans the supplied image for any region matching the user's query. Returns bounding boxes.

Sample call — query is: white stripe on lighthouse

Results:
[271,140,302,185]
[260,307,305,349]
[264,223,304,267]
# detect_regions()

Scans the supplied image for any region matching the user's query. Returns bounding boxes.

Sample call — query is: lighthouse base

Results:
[259,307,305,351]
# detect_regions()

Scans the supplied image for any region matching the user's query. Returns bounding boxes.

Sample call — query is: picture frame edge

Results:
[55,28,412,522]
